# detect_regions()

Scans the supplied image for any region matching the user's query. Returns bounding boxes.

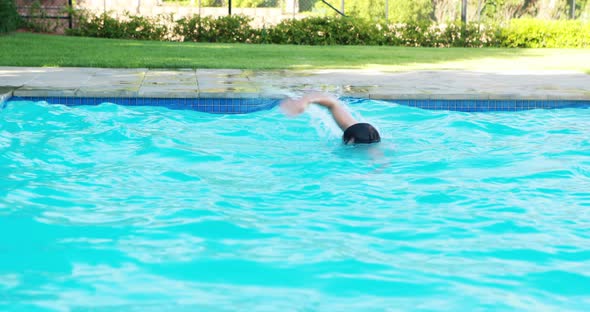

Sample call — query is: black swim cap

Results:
[342,123,381,144]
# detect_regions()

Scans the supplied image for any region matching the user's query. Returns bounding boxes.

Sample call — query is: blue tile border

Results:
[382,99,590,112]
[7,97,280,114]
[4,96,590,113]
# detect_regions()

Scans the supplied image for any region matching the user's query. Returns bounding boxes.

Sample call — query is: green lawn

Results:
[1,33,590,72]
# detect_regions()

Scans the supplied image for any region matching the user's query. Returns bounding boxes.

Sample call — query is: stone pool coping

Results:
[1,67,590,101]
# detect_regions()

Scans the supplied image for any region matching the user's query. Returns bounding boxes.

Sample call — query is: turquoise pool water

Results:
[1,99,590,311]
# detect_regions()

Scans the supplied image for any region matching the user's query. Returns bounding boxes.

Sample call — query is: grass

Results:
[1,33,590,72]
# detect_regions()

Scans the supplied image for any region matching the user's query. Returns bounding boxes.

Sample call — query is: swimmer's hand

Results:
[279,97,308,117]
[280,93,357,132]
[280,93,338,117]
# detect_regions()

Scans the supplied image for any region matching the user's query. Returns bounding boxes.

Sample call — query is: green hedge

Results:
[268,17,381,45]
[175,15,260,43]
[67,12,171,40]
[378,22,501,47]
[66,11,590,48]
[0,0,20,34]
[500,19,590,48]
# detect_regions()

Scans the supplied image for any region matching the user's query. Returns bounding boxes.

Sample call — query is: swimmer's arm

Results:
[301,93,357,131]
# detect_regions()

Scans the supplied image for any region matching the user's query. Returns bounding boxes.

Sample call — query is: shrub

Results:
[0,0,20,33]
[64,10,590,48]
[174,15,206,42]
[175,15,259,43]
[207,15,259,43]
[269,16,380,45]
[67,11,171,41]
[434,22,502,47]
[500,18,590,48]
[383,22,433,47]
[378,21,501,47]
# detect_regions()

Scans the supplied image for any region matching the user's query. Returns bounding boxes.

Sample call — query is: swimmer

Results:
[280,93,381,145]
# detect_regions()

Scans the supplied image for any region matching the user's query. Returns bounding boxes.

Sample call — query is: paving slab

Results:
[139,69,199,97]
[143,70,196,85]
[1,67,589,101]
[196,69,257,94]
[76,68,146,97]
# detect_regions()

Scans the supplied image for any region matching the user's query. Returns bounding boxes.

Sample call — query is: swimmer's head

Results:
[343,123,381,145]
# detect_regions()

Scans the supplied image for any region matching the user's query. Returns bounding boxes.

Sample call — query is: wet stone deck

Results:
[1,67,589,101]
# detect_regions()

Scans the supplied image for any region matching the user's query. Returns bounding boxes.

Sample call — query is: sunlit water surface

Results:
[1,99,590,311]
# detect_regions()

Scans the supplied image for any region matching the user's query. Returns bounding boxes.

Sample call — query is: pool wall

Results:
[0,88,12,108]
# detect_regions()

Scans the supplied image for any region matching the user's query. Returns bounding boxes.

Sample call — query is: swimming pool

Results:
[1,98,590,311]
